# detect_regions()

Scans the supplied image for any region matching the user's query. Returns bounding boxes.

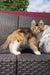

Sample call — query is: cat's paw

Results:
[16,52,21,55]
[34,51,41,55]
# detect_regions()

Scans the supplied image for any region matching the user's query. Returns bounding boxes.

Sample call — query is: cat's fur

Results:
[39,25,50,53]
[0,19,44,55]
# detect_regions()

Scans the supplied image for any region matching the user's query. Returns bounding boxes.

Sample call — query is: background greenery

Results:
[0,0,29,11]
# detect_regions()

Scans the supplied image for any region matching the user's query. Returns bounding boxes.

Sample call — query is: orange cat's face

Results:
[31,19,44,34]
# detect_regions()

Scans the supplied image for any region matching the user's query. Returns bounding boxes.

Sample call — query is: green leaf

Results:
[0,0,29,11]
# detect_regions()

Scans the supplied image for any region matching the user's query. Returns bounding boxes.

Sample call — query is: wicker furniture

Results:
[0,11,50,75]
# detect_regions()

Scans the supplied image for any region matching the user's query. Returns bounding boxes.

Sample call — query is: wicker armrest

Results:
[17,53,50,75]
[0,54,16,75]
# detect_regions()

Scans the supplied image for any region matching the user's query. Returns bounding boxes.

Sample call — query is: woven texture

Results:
[17,54,50,75]
[0,13,19,53]
[0,48,10,54]
[0,54,16,75]
[0,13,18,45]
[19,16,50,28]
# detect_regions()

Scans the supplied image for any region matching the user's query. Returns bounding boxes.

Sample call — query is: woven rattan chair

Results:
[0,11,50,75]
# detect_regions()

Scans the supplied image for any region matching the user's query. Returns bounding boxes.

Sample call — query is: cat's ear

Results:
[31,19,36,27]
[38,19,44,32]
[38,19,44,27]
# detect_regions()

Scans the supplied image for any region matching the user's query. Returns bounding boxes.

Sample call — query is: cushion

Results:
[19,16,50,28]
[39,25,50,53]
[0,54,16,75]
[0,13,18,53]
[17,54,50,75]
[0,13,18,45]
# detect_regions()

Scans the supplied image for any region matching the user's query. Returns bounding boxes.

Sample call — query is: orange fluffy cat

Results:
[0,19,44,55]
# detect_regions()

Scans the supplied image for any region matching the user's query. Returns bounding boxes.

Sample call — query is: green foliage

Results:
[0,0,29,11]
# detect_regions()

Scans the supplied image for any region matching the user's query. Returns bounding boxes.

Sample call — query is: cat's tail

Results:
[0,36,11,50]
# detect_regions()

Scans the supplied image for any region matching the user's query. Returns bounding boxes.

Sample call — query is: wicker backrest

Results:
[0,13,18,45]
[19,16,50,28]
